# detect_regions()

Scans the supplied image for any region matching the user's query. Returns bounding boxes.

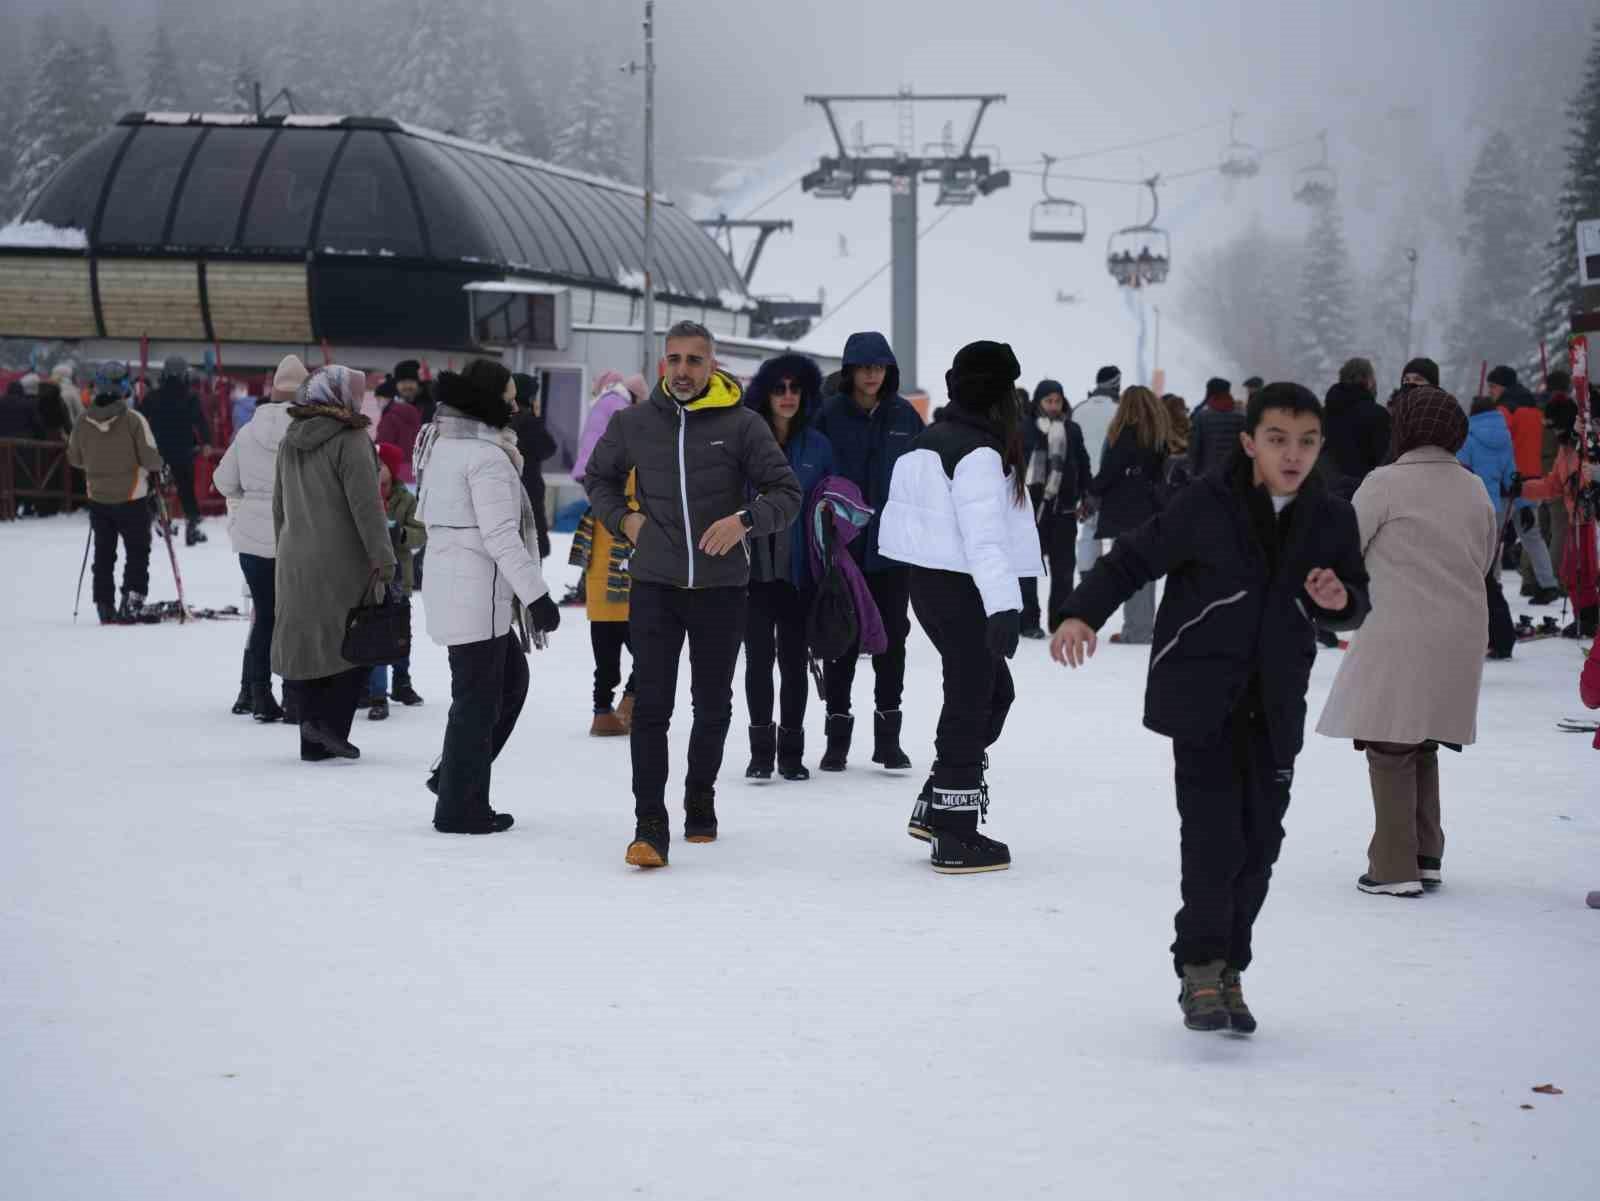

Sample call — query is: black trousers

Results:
[744,579,810,728]
[1021,483,1044,628]
[286,667,367,760]
[1041,512,1078,630]
[239,553,276,686]
[909,568,1015,790]
[590,620,636,712]
[436,632,530,826]
[823,565,910,715]
[1171,704,1293,977]
[168,457,201,523]
[88,499,152,605]
[628,581,747,821]
[1485,570,1514,657]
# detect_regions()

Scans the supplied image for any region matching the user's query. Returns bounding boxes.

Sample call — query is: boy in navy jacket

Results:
[1051,383,1370,1033]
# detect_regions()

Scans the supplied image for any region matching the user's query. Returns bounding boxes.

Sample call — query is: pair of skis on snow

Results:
[1556,716,1599,733]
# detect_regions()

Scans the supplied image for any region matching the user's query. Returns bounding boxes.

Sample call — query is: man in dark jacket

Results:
[1052,383,1370,1034]
[509,372,557,559]
[1188,377,1245,480]
[584,321,802,867]
[811,330,925,772]
[1320,357,1392,498]
[140,356,212,544]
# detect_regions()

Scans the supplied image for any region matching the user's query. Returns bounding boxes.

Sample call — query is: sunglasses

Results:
[772,381,802,396]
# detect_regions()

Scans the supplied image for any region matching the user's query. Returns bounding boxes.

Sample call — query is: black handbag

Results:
[341,575,412,667]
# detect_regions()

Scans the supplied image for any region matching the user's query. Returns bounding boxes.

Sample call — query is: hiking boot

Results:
[872,709,913,770]
[1220,968,1257,1034]
[1357,874,1423,897]
[250,683,283,723]
[368,697,390,721]
[590,710,628,737]
[435,811,514,835]
[1418,856,1442,891]
[1179,961,1229,1031]
[684,791,718,843]
[357,691,383,709]
[777,726,809,781]
[118,591,145,623]
[390,676,424,706]
[617,692,636,731]
[745,723,776,779]
[185,522,207,547]
[301,721,360,760]
[97,601,123,626]
[231,683,253,714]
[625,817,670,867]
[928,790,1009,874]
[819,713,853,772]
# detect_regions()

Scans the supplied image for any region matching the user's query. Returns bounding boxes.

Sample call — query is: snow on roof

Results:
[0,220,89,250]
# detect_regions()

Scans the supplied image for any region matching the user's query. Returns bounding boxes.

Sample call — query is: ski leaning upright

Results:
[151,473,189,624]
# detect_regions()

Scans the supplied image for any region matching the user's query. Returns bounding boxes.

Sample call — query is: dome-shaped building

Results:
[0,112,796,376]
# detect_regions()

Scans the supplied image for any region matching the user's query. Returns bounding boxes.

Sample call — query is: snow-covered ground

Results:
[2,512,1596,1200]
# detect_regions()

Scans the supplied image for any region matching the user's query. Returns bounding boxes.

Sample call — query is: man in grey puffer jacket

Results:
[584,321,802,867]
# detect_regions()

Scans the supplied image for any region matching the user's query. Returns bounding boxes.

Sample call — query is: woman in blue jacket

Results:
[1457,394,1518,657]
[743,354,835,780]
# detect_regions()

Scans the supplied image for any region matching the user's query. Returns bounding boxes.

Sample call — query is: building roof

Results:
[22,113,747,306]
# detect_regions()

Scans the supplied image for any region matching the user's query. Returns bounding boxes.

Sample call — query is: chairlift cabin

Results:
[1106,177,1169,288]
[1029,155,1087,243]
[1219,111,1260,179]
[1293,131,1337,206]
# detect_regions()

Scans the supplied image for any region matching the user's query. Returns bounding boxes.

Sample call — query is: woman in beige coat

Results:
[1316,387,1500,897]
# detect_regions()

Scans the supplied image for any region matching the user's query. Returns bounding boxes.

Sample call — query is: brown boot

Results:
[617,693,635,732]
[590,710,628,737]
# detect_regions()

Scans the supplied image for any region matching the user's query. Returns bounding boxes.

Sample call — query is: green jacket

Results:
[387,485,427,594]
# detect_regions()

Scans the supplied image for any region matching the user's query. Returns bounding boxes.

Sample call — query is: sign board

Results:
[1577,218,1600,287]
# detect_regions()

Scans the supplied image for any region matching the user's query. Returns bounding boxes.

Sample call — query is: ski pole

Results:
[152,478,189,623]
[72,519,91,622]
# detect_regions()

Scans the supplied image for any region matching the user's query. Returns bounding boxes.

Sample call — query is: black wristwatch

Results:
[737,509,754,530]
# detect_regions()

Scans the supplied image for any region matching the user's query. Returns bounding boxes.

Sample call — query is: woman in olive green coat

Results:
[271,366,396,761]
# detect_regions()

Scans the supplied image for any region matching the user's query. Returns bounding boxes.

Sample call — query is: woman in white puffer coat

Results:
[414,359,562,835]
[214,354,307,723]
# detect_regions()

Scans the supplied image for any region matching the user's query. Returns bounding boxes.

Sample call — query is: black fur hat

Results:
[947,341,1022,411]
[437,359,514,428]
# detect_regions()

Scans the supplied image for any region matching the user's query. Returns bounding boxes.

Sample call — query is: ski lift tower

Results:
[801,90,1009,390]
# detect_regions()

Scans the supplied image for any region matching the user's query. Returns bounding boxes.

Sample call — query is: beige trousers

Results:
[1365,741,1443,883]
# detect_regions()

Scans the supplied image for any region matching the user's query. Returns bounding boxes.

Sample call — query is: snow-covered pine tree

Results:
[462,15,528,153]
[383,0,468,133]
[551,53,630,181]
[1531,21,1600,371]
[7,19,96,220]
[1293,196,1357,390]
[83,25,130,127]
[1446,130,1538,389]
[1181,217,1302,382]
[143,24,187,111]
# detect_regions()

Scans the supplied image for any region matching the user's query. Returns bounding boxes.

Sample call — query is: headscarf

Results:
[299,365,366,415]
[1391,385,1468,457]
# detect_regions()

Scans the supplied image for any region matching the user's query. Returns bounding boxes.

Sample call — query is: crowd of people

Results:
[23,319,1599,1033]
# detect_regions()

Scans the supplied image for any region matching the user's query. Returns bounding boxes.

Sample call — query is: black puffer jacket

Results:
[1187,401,1246,480]
[1062,454,1370,762]
[140,376,211,464]
[1322,381,1392,495]
[583,372,802,590]
[1088,427,1167,540]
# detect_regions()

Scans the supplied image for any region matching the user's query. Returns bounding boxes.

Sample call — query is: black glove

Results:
[986,610,1021,660]
[528,592,561,633]
[1507,474,1525,500]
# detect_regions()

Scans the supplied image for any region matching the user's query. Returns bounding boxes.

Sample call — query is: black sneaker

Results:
[1179,961,1229,1031]
[872,709,913,770]
[301,720,360,760]
[1357,874,1423,897]
[368,697,390,721]
[250,684,284,723]
[819,713,853,772]
[1220,968,1256,1034]
[684,791,718,843]
[390,679,424,706]
[231,684,253,715]
[435,811,514,834]
[1418,856,1442,891]
[185,522,207,546]
[626,817,670,867]
[97,601,123,626]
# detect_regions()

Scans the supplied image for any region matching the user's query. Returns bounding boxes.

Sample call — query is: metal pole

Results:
[640,1,657,378]
[1402,248,1419,362]
[890,169,917,392]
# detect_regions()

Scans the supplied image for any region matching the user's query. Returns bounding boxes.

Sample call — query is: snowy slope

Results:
[2,513,1597,1200]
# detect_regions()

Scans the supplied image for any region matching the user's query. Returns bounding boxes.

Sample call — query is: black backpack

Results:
[806,518,859,695]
